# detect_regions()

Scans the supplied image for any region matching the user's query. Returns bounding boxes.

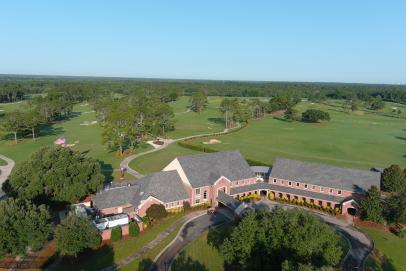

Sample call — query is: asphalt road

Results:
[151,210,231,271]
[0,154,15,199]
[152,201,372,271]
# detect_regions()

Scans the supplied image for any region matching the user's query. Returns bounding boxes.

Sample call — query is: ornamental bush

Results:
[129,222,139,237]
[146,204,168,221]
[111,227,122,241]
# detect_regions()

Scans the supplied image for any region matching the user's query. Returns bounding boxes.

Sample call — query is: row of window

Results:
[272,179,342,195]
[195,188,208,199]
[164,200,183,209]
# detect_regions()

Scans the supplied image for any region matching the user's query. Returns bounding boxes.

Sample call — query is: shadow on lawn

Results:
[54,245,115,271]
[171,251,209,271]
[208,117,225,125]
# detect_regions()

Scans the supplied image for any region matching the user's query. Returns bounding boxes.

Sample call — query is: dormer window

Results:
[288,181,292,186]
[296,182,300,187]
[304,184,308,189]
[329,188,333,194]
[320,186,324,192]
[338,190,342,195]
[273,179,277,183]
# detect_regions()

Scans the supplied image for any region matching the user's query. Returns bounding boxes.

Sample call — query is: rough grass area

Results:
[167,96,224,139]
[360,226,406,271]
[54,213,184,271]
[132,101,406,175]
[0,103,151,181]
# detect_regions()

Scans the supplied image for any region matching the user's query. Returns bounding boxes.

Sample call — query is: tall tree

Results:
[0,199,52,257]
[55,214,100,257]
[220,207,343,270]
[1,110,25,143]
[383,191,406,223]
[360,186,383,223]
[381,165,406,192]
[189,91,208,113]
[22,110,43,140]
[4,146,104,205]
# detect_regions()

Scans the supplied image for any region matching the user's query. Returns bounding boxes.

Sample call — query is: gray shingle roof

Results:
[177,150,256,188]
[270,158,381,194]
[92,170,188,210]
[230,182,347,203]
[250,166,272,175]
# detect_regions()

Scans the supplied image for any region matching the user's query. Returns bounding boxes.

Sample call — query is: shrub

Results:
[183,201,191,212]
[111,227,122,241]
[146,204,168,221]
[302,109,330,122]
[129,222,139,237]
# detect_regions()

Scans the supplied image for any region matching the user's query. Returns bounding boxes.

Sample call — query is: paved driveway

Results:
[0,154,15,199]
[151,210,231,271]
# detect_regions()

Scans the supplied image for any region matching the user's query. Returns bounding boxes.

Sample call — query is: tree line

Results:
[360,164,406,228]
[1,75,406,104]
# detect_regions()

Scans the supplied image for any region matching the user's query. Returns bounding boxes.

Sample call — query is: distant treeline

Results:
[1,75,406,103]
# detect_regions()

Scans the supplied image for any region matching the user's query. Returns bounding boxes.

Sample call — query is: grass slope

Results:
[360,226,406,271]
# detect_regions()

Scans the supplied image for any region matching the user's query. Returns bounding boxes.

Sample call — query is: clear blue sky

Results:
[1,1,405,84]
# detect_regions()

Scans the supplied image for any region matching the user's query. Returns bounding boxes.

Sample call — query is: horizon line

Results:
[0,73,405,87]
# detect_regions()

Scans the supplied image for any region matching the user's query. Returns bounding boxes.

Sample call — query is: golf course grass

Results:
[0,102,151,181]
[167,96,224,139]
[132,100,406,174]
[360,226,406,271]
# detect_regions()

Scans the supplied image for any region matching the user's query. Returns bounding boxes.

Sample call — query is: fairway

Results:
[131,101,406,174]
[167,96,224,139]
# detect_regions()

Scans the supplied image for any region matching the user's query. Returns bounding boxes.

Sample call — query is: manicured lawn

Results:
[360,226,406,271]
[54,213,185,271]
[166,96,224,139]
[133,101,406,175]
[172,231,224,271]
[0,103,151,181]
[129,143,201,174]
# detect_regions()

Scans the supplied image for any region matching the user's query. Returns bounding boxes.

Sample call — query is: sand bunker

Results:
[80,121,98,126]
[203,139,222,145]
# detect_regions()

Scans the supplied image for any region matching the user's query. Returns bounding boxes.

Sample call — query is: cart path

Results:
[0,154,15,199]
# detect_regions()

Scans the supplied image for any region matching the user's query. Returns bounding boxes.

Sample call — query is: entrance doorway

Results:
[347,208,357,216]
[260,190,268,197]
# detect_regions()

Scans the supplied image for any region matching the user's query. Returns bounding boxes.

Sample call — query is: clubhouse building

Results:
[92,150,381,218]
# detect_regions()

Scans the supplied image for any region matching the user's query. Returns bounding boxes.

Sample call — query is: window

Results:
[165,203,169,208]
[288,181,292,186]
[203,190,208,199]
[281,180,284,185]
[273,179,277,183]
[304,184,308,189]
[195,188,200,195]
[338,190,342,195]
[320,186,324,192]
[329,188,333,194]
[312,185,316,190]
[195,199,200,204]
[296,182,300,187]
